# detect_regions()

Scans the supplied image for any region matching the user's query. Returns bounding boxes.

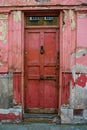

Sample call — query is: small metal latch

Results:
[40,75,44,80]
[40,46,44,54]
[45,76,55,79]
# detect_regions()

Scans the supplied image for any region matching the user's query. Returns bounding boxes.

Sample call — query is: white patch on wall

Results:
[13,11,21,22]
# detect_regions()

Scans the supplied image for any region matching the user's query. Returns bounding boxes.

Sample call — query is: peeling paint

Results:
[72,48,87,59]
[13,11,21,22]
[0,14,8,19]
[0,61,3,66]
[0,14,8,43]
[0,107,22,122]
[70,46,87,109]
[74,85,87,108]
[75,74,87,87]
[70,81,74,108]
[78,13,87,19]
[0,108,21,115]
[71,48,87,83]
[71,63,87,86]
[0,73,13,108]
[62,10,68,30]
[69,10,76,30]
[72,63,87,74]
[70,81,87,109]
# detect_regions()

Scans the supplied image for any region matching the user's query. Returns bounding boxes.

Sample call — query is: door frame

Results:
[21,10,62,114]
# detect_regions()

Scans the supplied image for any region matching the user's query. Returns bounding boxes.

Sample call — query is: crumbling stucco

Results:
[78,13,87,19]
[71,48,87,59]
[69,10,76,30]
[72,64,87,74]
[70,81,75,108]
[0,108,21,115]
[62,10,68,30]
[70,47,87,108]
[0,107,22,123]
[71,48,87,82]
[0,73,13,109]
[62,10,76,31]
[13,11,21,22]
[0,14,8,43]
[70,83,87,109]
[8,73,13,107]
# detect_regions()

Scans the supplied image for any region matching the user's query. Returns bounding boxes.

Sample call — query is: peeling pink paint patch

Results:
[75,74,87,87]
[71,73,87,89]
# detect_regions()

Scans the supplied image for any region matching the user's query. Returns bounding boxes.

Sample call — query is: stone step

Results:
[23,113,60,123]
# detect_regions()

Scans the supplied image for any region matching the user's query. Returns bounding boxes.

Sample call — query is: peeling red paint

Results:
[0,108,22,122]
[62,73,72,105]
[0,113,20,122]
[71,73,87,89]
[13,73,22,104]
[75,74,87,87]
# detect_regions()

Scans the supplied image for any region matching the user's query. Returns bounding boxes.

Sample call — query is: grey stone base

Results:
[60,107,87,124]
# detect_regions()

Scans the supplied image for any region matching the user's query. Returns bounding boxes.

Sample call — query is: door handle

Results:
[24,51,28,55]
[40,46,44,54]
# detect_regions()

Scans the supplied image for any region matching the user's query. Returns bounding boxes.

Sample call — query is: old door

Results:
[24,16,59,113]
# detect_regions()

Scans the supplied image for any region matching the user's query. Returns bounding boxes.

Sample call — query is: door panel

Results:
[44,32,57,63]
[28,32,40,63]
[24,28,59,113]
[44,80,58,107]
[25,80,40,107]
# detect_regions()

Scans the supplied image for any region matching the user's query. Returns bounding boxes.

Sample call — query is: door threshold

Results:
[25,108,58,113]
[23,113,60,123]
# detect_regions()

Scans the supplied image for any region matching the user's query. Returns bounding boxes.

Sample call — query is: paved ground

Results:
[0,123,87,130]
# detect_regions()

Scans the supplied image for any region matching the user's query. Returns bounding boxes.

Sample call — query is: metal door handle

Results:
[40,46,44,54]
[24,51,28,55]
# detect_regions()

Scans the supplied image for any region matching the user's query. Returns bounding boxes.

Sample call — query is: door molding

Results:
[22,10,62,114]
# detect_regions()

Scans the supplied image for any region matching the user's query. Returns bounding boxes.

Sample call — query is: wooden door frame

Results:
[21,10,62,114]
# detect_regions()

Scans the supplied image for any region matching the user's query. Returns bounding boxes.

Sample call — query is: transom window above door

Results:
[26,16,59,26]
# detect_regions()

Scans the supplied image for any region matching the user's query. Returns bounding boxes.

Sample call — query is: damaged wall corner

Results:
[0,73,13,109]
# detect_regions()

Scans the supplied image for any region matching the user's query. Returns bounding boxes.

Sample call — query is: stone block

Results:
[61,107,73,124]
[83,109,87,120]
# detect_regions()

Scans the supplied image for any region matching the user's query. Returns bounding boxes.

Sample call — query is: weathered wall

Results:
[0,73,13,108]
[0,11,22,109]
[61,10,76,106]
[61,10,87,110]
[9,11,22,72]
[0,0,86,122]
[70,12,87,109]
[0,14,8,72]
[0,0,86,6]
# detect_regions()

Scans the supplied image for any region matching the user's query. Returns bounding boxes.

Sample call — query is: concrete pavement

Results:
[0,123,87,130]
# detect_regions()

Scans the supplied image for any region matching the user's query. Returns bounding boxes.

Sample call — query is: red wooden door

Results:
[24,28,59,113]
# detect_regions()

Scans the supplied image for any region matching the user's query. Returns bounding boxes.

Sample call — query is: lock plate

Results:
[40,46,44,54]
